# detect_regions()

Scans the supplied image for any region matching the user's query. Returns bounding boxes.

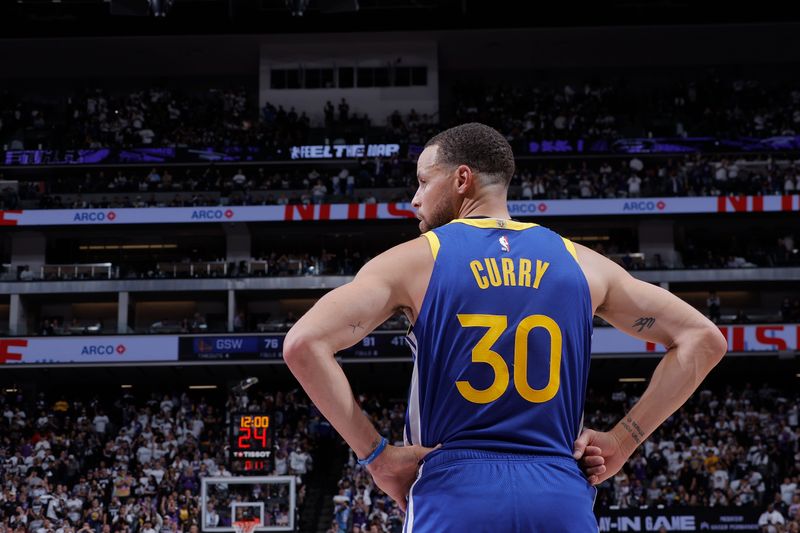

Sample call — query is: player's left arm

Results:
[572,242,728,484]
[283,236,432,459]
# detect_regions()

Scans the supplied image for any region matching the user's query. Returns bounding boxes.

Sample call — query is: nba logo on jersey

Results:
[499,235,510,252]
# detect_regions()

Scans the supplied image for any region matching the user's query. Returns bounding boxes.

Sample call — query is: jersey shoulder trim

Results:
[561,237,579,264]
[448,218,538,231]
[421,231,441,260]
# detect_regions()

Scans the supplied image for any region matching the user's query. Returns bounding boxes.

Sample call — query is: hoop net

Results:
[233,519,259,533]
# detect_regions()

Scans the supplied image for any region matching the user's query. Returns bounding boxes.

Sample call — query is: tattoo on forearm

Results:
[632,317,656,332]
[361,435,383,460]
[620,415,645,445]
[349,321,365,334]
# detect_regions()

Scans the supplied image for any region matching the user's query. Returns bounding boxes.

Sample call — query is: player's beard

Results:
[418,193,459,233]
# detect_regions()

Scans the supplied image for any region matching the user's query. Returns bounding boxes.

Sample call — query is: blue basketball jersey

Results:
[404,218,593,458]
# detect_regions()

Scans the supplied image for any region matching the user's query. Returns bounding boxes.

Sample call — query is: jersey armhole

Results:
[422,231,441,261]
[562,237,579,265]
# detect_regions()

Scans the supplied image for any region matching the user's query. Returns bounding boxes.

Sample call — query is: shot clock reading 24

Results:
[229,412,274,473]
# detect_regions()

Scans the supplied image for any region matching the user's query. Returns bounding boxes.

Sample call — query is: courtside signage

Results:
[289,143,401,159]
[0,336,178,364]
[599,324,800,354]
[588,324,799,355]
[597,508,760,532]
[1,196,798,226]
[1,325,795,365]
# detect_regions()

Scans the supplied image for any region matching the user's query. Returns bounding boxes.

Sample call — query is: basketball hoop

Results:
[233,518,259,533]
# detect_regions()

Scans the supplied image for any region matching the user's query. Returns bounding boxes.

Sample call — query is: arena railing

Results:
[40,263,115,280]
[155,260,271,278]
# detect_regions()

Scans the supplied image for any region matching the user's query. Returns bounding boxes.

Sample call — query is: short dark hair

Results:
[424,122,515,186]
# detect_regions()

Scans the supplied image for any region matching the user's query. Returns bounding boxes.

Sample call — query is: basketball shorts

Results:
[402,449,599,533]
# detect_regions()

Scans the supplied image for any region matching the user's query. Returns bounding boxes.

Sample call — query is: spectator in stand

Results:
[312,179,328,204]
[8,154,800,211]
[233,312,245,332]
[338,99,350,123]
[627,173,642,198]
[781,477,799,506]
[8,71,800,154]
[707,291,722,323]
[289,446,312,476]
[18,266,34,281]
[147,169,162,190]
[520,175,533,200]
[231,169,247,191]
[785,175,796,195]
[788,494,800,523]
[758,503,786,532]
[93,409,110,435]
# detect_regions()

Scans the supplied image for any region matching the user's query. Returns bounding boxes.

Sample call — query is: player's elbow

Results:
[283,327,330,370]
[699,325,728,366]
[282,329,312,369]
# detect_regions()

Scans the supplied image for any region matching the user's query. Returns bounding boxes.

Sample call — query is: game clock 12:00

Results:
[230,412,274,473]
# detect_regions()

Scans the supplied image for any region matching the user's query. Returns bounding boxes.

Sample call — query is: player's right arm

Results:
[282,236,436,511]
[572,243,728,484]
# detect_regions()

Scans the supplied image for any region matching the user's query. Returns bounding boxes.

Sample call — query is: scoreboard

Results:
[181,332,411,361]
[229,412,274,473]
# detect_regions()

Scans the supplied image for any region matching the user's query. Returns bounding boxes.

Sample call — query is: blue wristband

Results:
[357,437,388,466]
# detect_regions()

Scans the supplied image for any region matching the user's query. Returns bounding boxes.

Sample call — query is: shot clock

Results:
[229,412,274,473]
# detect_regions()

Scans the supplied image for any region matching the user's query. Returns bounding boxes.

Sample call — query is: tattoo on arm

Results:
[632,317,656,332]
[620,415,645,445]
[360,435,384,460]
[349,321,365,334]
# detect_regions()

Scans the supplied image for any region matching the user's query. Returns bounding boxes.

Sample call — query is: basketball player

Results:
[283,123,727,531]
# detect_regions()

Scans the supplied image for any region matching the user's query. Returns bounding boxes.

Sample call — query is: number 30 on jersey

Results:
[456,313,562,404]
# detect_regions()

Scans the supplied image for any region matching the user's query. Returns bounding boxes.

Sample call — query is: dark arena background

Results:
[1,1,800,532]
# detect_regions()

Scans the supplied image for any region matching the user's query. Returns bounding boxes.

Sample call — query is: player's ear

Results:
[455,164,473,194]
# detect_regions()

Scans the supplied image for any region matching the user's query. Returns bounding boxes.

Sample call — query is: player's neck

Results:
[457,193,511,221]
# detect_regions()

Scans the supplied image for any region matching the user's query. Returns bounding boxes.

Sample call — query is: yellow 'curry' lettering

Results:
[501,258,516,287]
[471,257,551,290]
[518,258,532,288]
[485,258,502,287]
[533,259,550,289]
[470,260,489,289]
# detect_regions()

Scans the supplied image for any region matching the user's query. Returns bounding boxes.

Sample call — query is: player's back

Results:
[402,218,598,532]
[405,217,593,458]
